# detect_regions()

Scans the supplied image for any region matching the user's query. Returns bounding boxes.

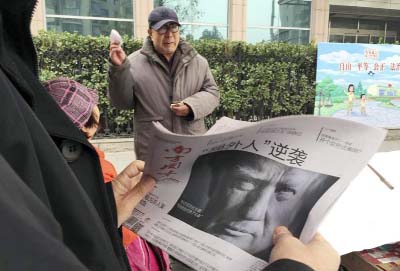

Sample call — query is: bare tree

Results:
[155,0,202,23]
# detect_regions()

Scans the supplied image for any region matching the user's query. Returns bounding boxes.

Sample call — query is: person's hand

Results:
[109,42,127,66]
[112,160,155,227]
[170,102,190,117]
[269,226,340,271]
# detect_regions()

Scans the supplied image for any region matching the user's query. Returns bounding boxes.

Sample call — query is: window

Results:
[247,28,309,44]
[386,22,400,43]
[180,25,227,40]
[45,0,134,36]
[356,35,370,44]
[343,35,356,43]
[359,19,385,31]
[385,36,396,43]
[329,18,399,44]
[330,18,358,30]
[246,0,311,44]
[329,34,344,43]
[154,0,228,40]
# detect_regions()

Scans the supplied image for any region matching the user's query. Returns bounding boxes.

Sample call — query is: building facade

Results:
[32,0,313,44]
[310,0,400,44]
[31,0,400,44]
[328,0,400,44]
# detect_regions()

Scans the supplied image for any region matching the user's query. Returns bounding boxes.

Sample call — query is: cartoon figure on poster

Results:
[315,43,400,128]
[345,84,355,115]
[360,93,367,116]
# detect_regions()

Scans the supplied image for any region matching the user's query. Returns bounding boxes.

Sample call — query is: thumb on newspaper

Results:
[115,175,155,227]
[269,226,339,271]
[272,226,293,245]
[112,161,156,226]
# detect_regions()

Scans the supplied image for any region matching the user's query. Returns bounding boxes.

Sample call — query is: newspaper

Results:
[124,115,386,271]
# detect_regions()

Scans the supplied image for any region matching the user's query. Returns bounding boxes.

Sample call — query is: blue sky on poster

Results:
[316,43,400,88]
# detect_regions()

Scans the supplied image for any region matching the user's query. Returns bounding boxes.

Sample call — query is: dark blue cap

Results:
[148,6,181,30]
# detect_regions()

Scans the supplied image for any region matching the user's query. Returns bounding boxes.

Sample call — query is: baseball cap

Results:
[43,77,99,129]
[148,6,181,31]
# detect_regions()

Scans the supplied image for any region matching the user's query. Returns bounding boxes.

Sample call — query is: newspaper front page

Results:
[124,116,386,271]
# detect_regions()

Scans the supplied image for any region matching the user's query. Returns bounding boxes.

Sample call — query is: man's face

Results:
[202,162,319,257]
[149,23,180,60]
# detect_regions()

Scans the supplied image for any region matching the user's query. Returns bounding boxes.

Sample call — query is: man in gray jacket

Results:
[108,6,220,161]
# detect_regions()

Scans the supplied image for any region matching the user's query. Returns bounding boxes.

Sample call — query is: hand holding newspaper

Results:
[124,116,386,271]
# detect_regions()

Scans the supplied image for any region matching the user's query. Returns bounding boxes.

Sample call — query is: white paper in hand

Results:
[110,29,123,45]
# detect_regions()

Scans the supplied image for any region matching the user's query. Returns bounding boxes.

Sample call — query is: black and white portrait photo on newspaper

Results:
[168,150,339,259]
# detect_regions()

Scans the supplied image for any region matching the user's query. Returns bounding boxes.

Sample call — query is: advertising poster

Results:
[315,42,400,128]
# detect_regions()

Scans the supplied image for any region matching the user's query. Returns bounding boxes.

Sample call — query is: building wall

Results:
[246,0,311,44]
[32,0,46,35]
[330,0,400,10]
[228,0,247,41]
[310,0,329,44]
[328,0,400,44]
[35,0,134,36]
[153,0,229,41]
[31,0,315,44]
[134,0,153,40]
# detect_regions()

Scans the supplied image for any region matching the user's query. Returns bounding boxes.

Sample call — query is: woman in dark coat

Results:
[0,1,154,270]
[0,0,339,270]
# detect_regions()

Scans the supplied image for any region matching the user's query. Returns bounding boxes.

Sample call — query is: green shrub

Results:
[33,31,317,133]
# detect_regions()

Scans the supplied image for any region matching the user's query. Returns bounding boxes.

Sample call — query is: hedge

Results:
[33,31,317,135]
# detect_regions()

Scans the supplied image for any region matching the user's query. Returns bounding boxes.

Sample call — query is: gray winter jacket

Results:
[108,37,219,160]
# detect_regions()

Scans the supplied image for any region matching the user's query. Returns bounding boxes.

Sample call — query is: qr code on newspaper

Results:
[131,222,144,233]
[123,216,144,232]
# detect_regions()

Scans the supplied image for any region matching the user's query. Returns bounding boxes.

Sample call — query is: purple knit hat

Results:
[43,77,99,129]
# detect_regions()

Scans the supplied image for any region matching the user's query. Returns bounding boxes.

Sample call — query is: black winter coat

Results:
[0,0,130,270]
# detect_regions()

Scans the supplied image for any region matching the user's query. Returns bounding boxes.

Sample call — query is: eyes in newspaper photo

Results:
[168,150,338,259]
